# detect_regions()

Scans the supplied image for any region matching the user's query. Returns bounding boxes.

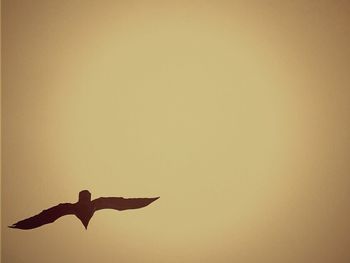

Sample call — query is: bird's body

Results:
[75,201,95,229]
[9,190,159,230]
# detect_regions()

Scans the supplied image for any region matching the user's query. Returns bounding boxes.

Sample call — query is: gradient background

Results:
[2,1,350,262]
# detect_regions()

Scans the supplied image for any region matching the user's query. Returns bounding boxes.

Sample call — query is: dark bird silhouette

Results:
[9,190,159,230]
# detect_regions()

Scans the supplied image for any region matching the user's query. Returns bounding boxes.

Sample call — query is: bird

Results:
[9,190,159,230]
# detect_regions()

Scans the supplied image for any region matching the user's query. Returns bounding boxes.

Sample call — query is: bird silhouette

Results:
[9,190,159,230]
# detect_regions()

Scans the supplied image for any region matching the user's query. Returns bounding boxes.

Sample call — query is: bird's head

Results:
[79,190,91,203]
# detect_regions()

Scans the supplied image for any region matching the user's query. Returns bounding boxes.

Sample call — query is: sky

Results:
[2,1,350,262]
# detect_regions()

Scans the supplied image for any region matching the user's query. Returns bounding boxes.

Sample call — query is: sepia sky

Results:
[2,1,350,262]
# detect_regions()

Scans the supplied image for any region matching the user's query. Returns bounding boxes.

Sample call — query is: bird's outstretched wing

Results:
[92,197,159,211]
[9,203,75,230]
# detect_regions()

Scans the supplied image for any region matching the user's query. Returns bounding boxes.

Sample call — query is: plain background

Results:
[2,1,350,262]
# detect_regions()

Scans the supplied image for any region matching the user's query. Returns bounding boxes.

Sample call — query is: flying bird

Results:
[9,190,159,230]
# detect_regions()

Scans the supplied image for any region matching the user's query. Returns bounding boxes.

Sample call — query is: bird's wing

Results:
[9,203,75,230]
[92,197,159,211]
